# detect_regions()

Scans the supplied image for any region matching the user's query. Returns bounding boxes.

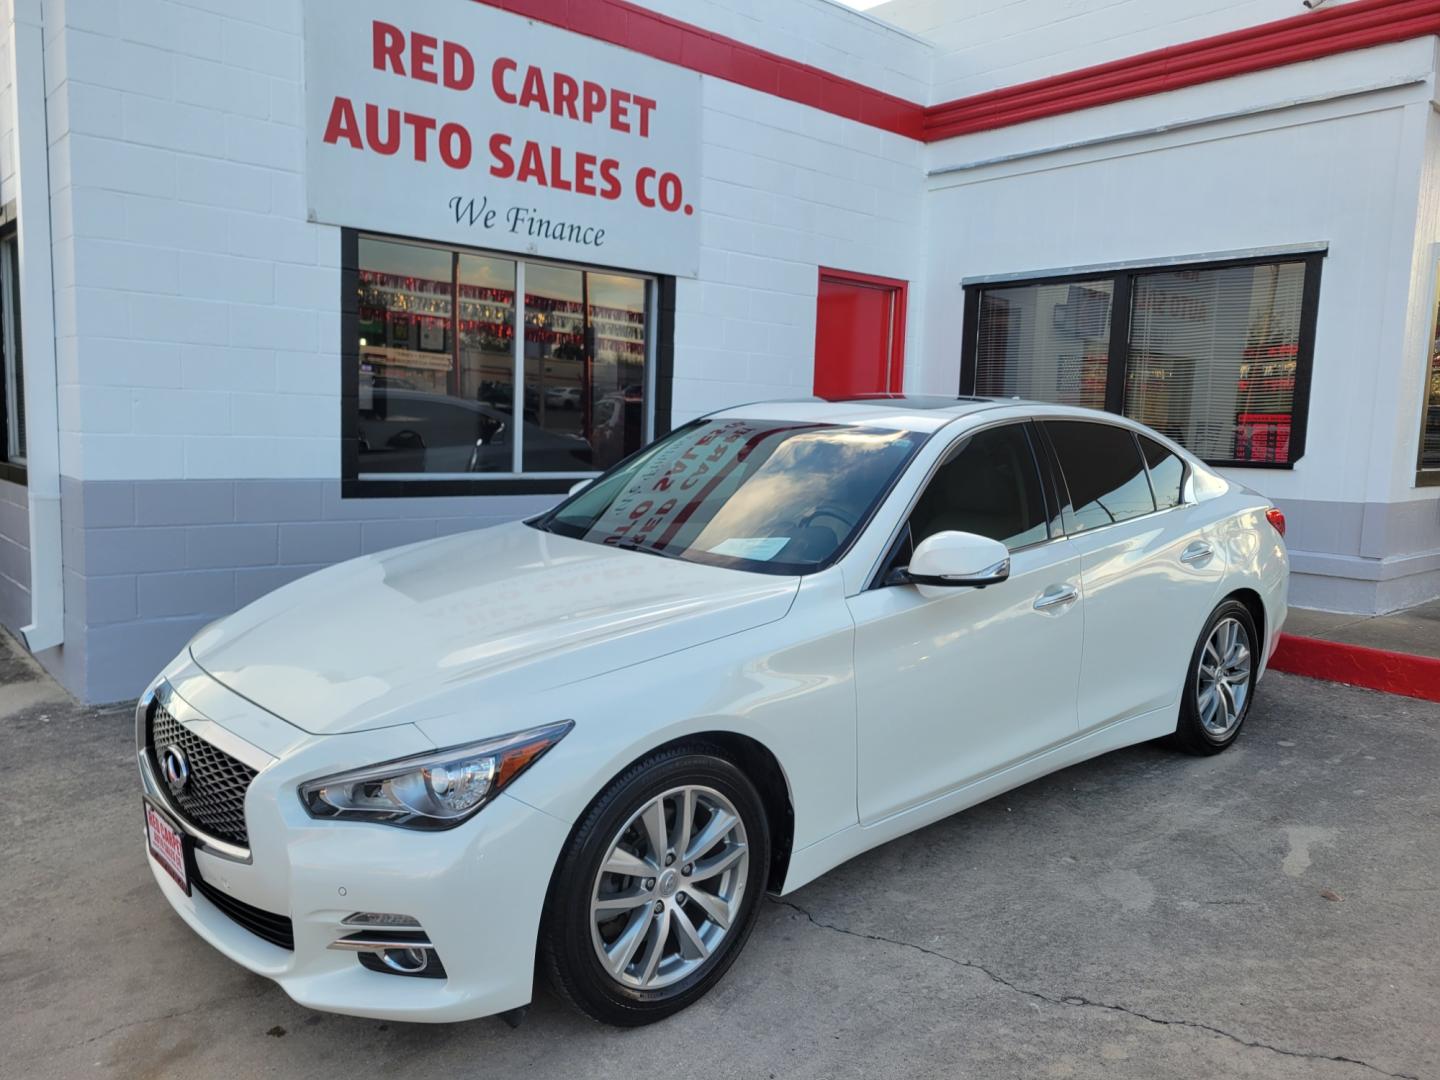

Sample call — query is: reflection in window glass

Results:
[522,265,592,473]
[974,280,1113,409]
[910,425,1049,551]
[355,238,650,479]
[522,267,648,473]
[587,273,648,471]
[0,233,23,464]
[1420,278,1440,475]
[1046,421,1155,531]
[1126,262,1305,465]
[1139,434,1185,510]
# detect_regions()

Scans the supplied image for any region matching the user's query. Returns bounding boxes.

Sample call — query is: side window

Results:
[1139,434,1185,510]
[908,424,1050,553]
[1045,421,1156,531]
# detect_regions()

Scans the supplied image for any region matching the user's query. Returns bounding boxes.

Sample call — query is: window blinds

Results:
[1125,261,1305,465]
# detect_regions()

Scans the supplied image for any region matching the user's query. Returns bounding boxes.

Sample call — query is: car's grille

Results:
[147,701,257,847]
[192,866,294,951]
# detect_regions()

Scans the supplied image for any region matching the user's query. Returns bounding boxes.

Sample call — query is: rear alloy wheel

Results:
[1173,599,1258,755]
[541,747,769,1025]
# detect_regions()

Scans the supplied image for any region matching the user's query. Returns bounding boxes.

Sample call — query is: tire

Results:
[539,744,771,1026]
[1172,598,1259,756]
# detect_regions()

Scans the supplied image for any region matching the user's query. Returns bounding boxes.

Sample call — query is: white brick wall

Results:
[50,0,929,482]
[51,0,329,483]
[0,2,15,205]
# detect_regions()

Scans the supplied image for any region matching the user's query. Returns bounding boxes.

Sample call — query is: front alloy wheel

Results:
[541,746,770,1026]
[590,785,749,989]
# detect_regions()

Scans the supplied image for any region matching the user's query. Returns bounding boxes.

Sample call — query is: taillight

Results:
[1265,507,1286,538]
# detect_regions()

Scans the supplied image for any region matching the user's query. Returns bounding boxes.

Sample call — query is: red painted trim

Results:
[817,267,909,394]
[923,0,1440,139]
[1267,633,1440,703]
[471,0,1440,145]
[473,0,925,139]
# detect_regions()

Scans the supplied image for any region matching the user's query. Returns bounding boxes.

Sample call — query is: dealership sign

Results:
[302,0,702,276]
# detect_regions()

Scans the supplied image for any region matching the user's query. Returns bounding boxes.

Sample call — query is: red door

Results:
[813,268,908,399]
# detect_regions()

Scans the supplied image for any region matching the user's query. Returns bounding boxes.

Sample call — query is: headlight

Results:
[299,721,573,830]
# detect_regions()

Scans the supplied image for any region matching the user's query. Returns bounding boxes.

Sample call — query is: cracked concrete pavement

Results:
[2,631,1437,1080]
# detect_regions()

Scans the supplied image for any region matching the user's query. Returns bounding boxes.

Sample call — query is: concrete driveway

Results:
[2,636,1436,1080]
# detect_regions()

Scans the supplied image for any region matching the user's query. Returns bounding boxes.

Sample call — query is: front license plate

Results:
[145,799,190,896]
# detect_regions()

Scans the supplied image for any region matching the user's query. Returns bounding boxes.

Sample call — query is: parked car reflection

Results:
[359,387,594,473]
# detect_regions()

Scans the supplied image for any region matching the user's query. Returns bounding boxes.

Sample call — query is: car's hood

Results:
[190,522,799,735]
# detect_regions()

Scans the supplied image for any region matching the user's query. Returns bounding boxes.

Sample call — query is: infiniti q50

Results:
[136,396,1288,1026]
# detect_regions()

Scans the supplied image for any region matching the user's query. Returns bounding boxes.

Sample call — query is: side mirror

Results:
[905,530,1011,589]
[568,478,595,497]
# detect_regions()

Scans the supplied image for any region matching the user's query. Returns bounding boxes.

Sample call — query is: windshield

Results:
[531,418,925,574]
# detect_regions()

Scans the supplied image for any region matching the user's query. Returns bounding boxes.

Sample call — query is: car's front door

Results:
[848,421,1086,825]
[1040,421,1227,732]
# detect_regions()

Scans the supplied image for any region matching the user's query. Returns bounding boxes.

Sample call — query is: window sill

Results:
[342,477,580,499]
[0,460,26,486]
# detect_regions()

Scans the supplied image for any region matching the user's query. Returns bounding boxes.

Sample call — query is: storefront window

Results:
[1418,271,1440,484]
[963,253,1321,468]
[973,280,1112,409]
[353,235,651,483]
[1126,262,1306,464]
[0,229,25,473]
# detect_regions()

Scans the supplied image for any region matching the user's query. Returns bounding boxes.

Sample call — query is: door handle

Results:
[1180,541,1215,565]
[1033,584,1079,612]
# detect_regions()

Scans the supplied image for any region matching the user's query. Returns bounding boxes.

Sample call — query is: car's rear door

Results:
[847,421,1085,825]
[1040,421,1226,732]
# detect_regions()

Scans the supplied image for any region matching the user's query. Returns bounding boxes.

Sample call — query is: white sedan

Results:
[136,397,1288,1027]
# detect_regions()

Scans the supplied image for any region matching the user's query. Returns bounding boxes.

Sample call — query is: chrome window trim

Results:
[135,681,272,865]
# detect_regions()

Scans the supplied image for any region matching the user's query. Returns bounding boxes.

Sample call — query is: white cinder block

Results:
[180,344,278,392]
[175,155,271,212]
[226,212,318,265]
[122,94,229,158]
[177,251,275,305]
[223,114,303,172]
[133,388,232,435]
[66,30,175,100]
[73,238,179,295]
[128,294,230,346]
[175,56,272,120]
[221,19,302,81]
[227,303,317,352]
[68,134,175,199]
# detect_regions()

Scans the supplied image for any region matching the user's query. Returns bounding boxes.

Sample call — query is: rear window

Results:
[1045,421,1156,532]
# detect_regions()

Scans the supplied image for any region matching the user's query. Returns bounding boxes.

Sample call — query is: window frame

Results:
[340,228,673,498]
[959,250,1325,470]
[0,211,25,487]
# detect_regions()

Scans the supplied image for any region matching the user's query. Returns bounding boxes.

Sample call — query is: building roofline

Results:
[472,0,1440,144]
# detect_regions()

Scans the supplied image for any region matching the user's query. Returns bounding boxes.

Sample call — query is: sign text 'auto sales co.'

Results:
[302,0,702,276]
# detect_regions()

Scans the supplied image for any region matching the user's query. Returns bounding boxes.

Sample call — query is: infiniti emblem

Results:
[161,744,191,796]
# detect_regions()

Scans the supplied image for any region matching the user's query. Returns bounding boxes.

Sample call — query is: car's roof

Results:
[708,394,1090,433]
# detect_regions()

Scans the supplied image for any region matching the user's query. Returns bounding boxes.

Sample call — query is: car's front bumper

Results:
[138,657,572,1023]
